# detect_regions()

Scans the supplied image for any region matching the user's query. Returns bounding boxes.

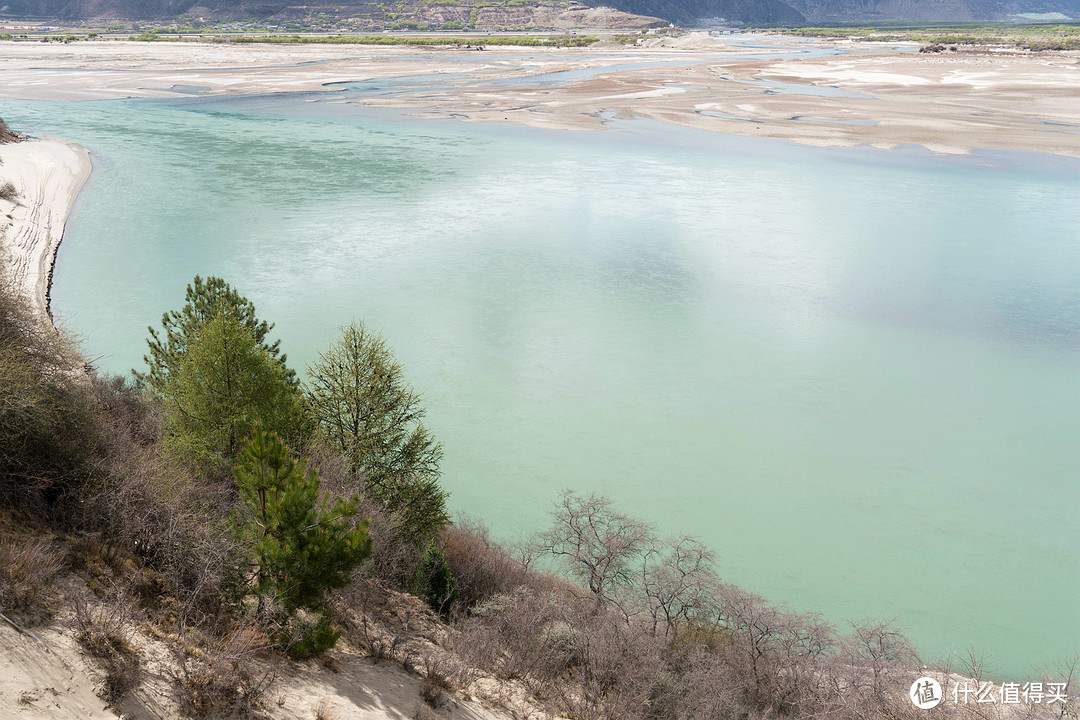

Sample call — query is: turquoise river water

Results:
[3,76,1078,678]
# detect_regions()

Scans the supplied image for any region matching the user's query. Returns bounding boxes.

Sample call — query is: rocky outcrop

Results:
[0,119,26,145]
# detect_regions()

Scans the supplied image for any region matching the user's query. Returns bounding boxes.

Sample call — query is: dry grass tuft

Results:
[313,697,339,720]
[73,590,142,703]
[0,536,65,614]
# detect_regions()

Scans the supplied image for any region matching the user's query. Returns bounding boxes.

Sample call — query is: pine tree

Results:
[233,426,370,658]
[137,275,296,391]
[307,321,448,543]
[233,425,371,626]
[139,277,307,466]
[160,310,307,466]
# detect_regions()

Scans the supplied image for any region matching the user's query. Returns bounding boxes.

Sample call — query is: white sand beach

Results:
[0,137,91,321]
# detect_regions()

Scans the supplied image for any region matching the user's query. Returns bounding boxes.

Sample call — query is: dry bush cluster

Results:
[72,589,142,703]
[76,377,246,630]
[0,267,98,511]
[0,180,18,202]
[441,517,560,612]
[310,443,430,592]
[440,492,1077,720]
[0,534,65,614]
[169,620,279,718]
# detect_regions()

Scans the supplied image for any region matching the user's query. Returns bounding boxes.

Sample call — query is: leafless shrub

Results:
[839,618,919,703]
[420,649,477,692]
[412,705,438,720]
[363,500,424,589]
[77,381,245,631]
[679,646,756,719]
[0,266,95,510]
[507,532,542,572]
[69,534,139,593]
[420,676,447,708]
[706,583,781,700]
[420,653,448,685]
[1036,653,1079,720]
[174,657,240,719]
[0,180,17,203]
[638,534,719,638]
[73,585,136,648]
[89,374,161,446]
[960,643,998,686]
[698,582,840,715]
[307,443,425,591]
[457,585,677,720]
[313,697,339,720]
[72,589,142,703]
[541,602,669,720]
[508,491,1014,720]
[352,615,387,662]
[353,617,405,664]
[0,536,64,613]
[171,620,278,718]
[456,587,568,683]
[441,517,556,613]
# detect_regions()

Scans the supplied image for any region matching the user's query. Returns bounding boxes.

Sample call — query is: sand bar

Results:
[0,137,92,321]
[0,34,1075,313]
[0,35,1078,156]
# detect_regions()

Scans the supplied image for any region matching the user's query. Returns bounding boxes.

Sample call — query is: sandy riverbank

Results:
[0,35,1078,156]
[0,138,92,321]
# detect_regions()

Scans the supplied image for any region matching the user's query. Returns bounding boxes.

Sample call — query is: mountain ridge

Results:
[0,0,1076,27]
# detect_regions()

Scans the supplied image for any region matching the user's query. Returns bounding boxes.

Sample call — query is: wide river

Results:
[4,66,1078,677]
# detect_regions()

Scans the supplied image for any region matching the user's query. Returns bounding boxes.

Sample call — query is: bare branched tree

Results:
[639,534,719,637]
[537,490,655,611]
[842,618,919,701]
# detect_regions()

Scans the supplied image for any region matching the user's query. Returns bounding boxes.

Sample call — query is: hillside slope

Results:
[0,0,676,28]
[600,0,805,23]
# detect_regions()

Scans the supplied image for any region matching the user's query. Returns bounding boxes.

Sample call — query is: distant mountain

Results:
[0,0,745,25]
[595,0,805,24]
[0,0,800,26]
[0,0,1075,28]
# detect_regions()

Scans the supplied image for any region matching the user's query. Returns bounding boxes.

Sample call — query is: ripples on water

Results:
[4,70,1078,677]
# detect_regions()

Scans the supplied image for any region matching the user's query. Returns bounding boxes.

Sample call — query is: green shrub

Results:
[416,539,458,616]
[287,612,341,659]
